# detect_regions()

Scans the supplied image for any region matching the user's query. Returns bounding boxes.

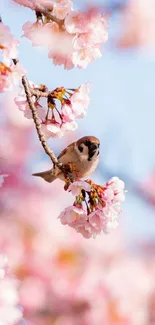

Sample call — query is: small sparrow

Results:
[32,136,100,183]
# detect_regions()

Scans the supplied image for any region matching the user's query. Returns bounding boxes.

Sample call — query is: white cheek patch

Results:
[80,144,89,160]
[75,144,89,161]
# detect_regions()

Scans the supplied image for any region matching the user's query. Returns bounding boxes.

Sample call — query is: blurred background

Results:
[1,0,155,324]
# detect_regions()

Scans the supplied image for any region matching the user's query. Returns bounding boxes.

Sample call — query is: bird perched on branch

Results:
[32,136,100,183]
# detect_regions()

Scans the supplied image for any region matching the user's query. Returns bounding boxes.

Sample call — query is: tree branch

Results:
[30,88,52,98]
[22,77,61,166]
[13,59,63,170]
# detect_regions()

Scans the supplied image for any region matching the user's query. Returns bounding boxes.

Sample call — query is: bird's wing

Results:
[57,141,75,160]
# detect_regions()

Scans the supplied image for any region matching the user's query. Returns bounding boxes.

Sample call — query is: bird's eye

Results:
[78,145,83,152]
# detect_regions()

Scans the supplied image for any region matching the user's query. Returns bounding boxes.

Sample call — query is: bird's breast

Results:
[57,147,99,180]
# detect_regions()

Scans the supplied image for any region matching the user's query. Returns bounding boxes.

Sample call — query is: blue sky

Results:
[1,0,155,246]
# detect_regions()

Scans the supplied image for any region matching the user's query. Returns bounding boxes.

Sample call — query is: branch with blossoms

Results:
[0,0,126,239]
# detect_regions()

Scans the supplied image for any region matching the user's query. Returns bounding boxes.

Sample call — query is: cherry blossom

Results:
[15,87,46,120]
[14,82,89,138]
[0,22,25,93]
[61,83,90,120]
[68,181,91,196]
[19,6,108,69]
[41,122,63,139]
[70,83,90,118]
[59,206,87,226]
[52,0,73,20]
[0,62,26,93]
[0,22,18,62]
[61,120,77,132]
[0,63,11,93]
[59,177,125,238]
[64,11,91,34]
[72,47,102,69]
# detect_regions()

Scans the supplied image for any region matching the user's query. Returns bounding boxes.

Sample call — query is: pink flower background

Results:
[1,0,155,324]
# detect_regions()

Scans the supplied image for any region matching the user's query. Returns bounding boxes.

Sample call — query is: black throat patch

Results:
[84,140,99,161]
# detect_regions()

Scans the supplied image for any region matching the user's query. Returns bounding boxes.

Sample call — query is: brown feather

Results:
[32,170,56,183]
[57,141,75,160]
[77,136,100,146]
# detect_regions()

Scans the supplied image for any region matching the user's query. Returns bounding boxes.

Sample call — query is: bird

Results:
[32,136,100,183]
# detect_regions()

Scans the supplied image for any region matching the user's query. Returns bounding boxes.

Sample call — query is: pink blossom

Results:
[21,9,108,69]
[15,83,46,120]
[105,176,125,203]
[63,10,108,69]
[89,210,106,232]
[65,11,91,34]
[0,62,26,93]
[0,63,12,93]
[52,0,73,20]
[0,75,11,93]
[75,224,93,239]
[59,177,125,238]
[62,83,90,120]
[87,208,119,237]
[48,30,74,69]
[41,122,63,139]
[52,53,74,70]
[61,120,77,132]
[62,102,75,121]
[8,62,26,86]
[15,97,45,120]
[23,21,74,55]
[14,81,87,139]
[58,206,86,226]
[74,25,108,50]
[22,21,49,47]
[70,83,90,118]
[68,181,91,196]
[0,23,18,61]
[72,47,102,69]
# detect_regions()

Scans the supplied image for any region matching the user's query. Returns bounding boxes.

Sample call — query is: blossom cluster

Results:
[14,0,108,69]
[0,22,25,93]
[14,82,90,138]
[0,254,23,325]
[59,177,125,238]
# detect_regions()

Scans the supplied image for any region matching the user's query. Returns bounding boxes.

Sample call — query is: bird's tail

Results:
[32,169,56,183]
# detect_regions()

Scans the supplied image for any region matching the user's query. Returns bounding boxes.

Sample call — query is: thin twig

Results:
[30,88,52,98]
[22,77,61,167]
